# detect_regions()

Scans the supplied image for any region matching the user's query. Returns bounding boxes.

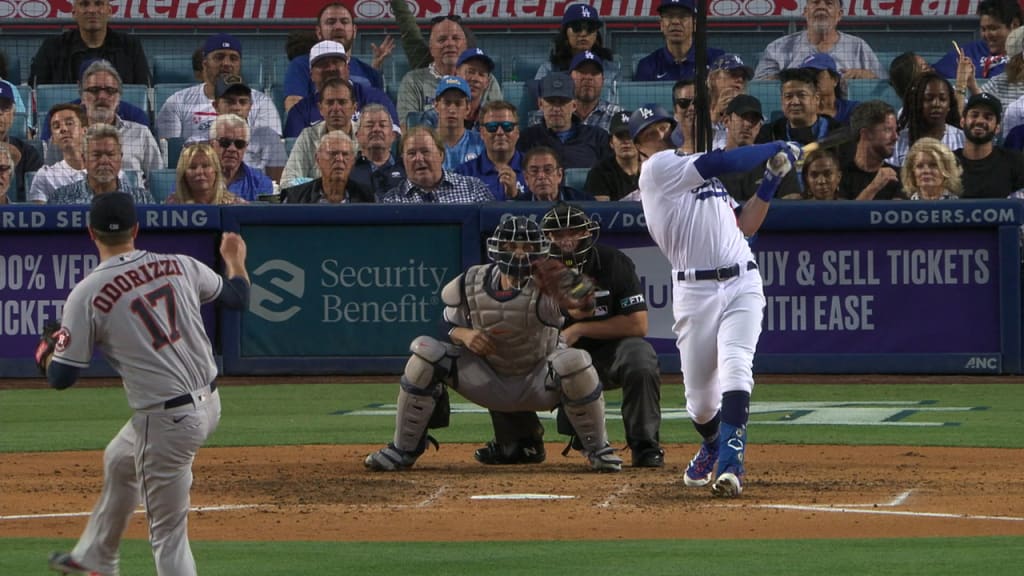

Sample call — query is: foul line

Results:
[751,503,1024,522]
[1,504,262,522]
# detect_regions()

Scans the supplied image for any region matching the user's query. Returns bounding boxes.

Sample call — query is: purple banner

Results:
[0,232,218,359]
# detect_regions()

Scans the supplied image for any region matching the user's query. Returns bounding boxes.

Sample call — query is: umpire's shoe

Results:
[631,445,665,468]
[48,551,104,575]
[474,439,546,465]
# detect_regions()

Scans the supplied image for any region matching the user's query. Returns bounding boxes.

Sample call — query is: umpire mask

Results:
[487,216,550,286]
[541,203,599,271]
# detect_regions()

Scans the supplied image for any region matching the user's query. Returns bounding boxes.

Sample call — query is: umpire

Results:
[475,203,664,467]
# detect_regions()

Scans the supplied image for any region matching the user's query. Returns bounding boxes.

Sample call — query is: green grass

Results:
[5,537,1023,575]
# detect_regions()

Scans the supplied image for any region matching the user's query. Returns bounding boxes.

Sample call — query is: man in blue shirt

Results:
[518,73,610,169]
[933,0,1021,80]
[456,101,527,201]
[432,76,484,170]
[634,0,724,82]
[211,113,272,202]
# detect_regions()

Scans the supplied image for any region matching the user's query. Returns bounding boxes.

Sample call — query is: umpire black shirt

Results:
[565,244,648,353]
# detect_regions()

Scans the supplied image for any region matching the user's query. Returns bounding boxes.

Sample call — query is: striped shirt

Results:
[51,180,155,205]
[380,171,494,203]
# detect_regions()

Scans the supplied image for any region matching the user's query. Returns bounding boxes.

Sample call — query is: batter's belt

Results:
[676,261,758,282]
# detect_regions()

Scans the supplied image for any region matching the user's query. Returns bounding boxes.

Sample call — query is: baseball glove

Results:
[34,321,63,376]
[532,259,596,312]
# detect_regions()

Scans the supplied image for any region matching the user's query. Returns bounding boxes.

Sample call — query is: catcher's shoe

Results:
[48,551,103,575]
[631,446,665,468]
[364,436,438,471]
[683,440,719,487]
[585,444,623,473]
[474,439,546,465]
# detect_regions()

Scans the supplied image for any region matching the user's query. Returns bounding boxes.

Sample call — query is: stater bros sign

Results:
[0,0,981,20]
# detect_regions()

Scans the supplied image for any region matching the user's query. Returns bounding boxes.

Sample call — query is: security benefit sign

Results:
[241,225,461,357]
[754,229,998,354]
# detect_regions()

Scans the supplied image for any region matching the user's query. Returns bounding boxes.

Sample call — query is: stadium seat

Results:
[563,168,589,193]
[163,137,185,169]
[846,79,902,110]
[152,54,197,84]
[34,85,81,125]
[149,168,177,203]
[746,80,782,122]
[616,81,673,112]
[23,171,35,203]
[499,81,532,129]
[10,111,27,140]
[121,84,150,114]
[4,57,21,85]
[513,55,549,83]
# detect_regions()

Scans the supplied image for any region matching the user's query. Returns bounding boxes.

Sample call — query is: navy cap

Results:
[215,74,251,99]
[610,110,632,136]
[799,53,839,73]
[710,54,754,80]
[724,94,764,120]
[203,33,242,57]
[89,193,138,233]
[562,3,602,25]
[658,0,696,13]
[456,48,495,72]
[570,50,604,72]
[540,72,575,100]
[0,81,14,103]
[435,75,472,99]
[629,103,676,140]
[964,92,1003,121]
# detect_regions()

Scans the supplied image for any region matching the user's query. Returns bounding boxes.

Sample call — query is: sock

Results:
[721,390,750,428]
[693,412,720,444]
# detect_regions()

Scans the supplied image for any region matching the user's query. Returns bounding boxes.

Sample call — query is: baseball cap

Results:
[724,94,764,121]
[562,3,602,25]
[710,54,754,80]
[89,193,138,233]
[309,40,348,69]
[435,75,471,99]
[1008,26,1024,57]
[628,103,677,141]
[540,72,575,100]
[610,110,632,136]
[658,0,696,13]
[570,51,604,72]
[799,53,839,73]
[0,81,14,104]
[456,48,495,72]
[203,33,242,57]
[964,92,1003,122]
[215,74,251,99]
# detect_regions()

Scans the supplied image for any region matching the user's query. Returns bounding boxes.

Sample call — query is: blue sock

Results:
[693,413,720,444]
[721,390,750,428]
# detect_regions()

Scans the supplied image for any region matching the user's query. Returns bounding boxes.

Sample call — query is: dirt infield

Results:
[3,443,1023,542]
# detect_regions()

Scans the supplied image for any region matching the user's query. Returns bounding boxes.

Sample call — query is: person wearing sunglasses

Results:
[0,81,41,202]
[455,101,528,201]
[168,141,244,205]
[519,73,611,170]
[213,75,286,184]
[38,57,150,143]
[708,54,755,149]
[534,4,620,89]
[670,79,697,152]
[209,114,271,202]
[51,123,153,205]
[635,0,724,82]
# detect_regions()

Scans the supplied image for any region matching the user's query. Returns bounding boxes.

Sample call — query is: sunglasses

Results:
[83,86,120,96]
[483,121,517,133]
[675,98,693,109]
[216,137,248,149]
[567,21,599,34]
[430,14,463,23]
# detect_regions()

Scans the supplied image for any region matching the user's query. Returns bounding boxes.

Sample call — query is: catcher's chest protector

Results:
[463,265,560,377]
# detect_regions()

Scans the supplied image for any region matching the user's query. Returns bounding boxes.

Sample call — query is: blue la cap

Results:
[0,80,15,103]
[570,50,604,72]
[628,103,676,141]
[658,0,696,13]
[799,53,839,73]
[540,72,575,100]
[562,3,602,25]
[435,75,471,99]
[203,33,242,57]
[710,54,754,80]
[456,48,495,72]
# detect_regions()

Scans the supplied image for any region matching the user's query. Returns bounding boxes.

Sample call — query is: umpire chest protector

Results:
[461,265,560,377]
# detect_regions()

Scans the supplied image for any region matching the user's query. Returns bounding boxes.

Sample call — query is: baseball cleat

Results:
[711,470,743,498]
[683,441,719,486]
[474,439,546,465]
[631,446,665,468]
[585,444,623,472]
[364,443,420,471]
[48,551,103,575]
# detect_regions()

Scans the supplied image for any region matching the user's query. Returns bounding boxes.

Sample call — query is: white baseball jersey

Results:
[53,250,223,410]
[156,84,282,142]
[639,149,754,271]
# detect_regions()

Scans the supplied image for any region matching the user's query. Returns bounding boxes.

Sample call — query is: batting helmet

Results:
[486,216,550,282]
[628,103,676,141]
[541,203,600,271]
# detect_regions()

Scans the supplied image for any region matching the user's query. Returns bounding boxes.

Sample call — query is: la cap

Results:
[203,33,242,57]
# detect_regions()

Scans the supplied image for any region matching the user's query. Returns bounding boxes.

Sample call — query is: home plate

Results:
[471,494,577,501]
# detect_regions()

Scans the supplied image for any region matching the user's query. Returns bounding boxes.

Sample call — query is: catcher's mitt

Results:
[34,321,63,376]
[531,259,596,311]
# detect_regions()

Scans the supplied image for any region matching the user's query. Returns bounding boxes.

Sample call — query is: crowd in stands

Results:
[4,0,1024,206]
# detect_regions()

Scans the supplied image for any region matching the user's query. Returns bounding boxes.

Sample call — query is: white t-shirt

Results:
[156,84,282,142]
[27,160,86,203]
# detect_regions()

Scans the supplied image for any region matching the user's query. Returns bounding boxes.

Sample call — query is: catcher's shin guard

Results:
[394,336,453,452]
[551,349,620,470]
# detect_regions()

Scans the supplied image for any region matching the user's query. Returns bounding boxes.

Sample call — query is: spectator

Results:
[405,48,502,131]
[955,93,1024,198]
[28,104,92,204]
[1,50,28,116]
[456,101,528,201]
[708,54,754,149]
[0,144,12,205]
[800,53,859,125]
[890,72,963,167]
[889,51,934,104]
[530,51,622,133]
[209,114,271,202]
[30,0,150,86]
[0,82,42,201]
[933,0,1021,82]
[755,68,841,145]
[282,77,357,187]
[39,58,150,142]
[283,1,392,114]
[901,138,962,200]
[212,75,286,182]
[351,103,406,197]
[380,126,494,203]
[282,131,374,204]
[191,48,205,82]
[518,73,610,169]
[801,149,842,200]
[167,142,244,205]
[157,33,282,143]
[635,0,724,82]
[517,146,593,202]
[716,95,772,202]
[389,3,480,71]
[839,100,902,200]
[536,4,620,86]
[51,124,153,204]
[670,79,696,151]
[585,111,640,201]
[980,26,1024,107]
[754,0,882,80]
[432,76,485,170]
[285,40,398,138]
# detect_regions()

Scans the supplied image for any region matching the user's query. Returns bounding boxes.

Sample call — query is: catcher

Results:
[364,215,622,472]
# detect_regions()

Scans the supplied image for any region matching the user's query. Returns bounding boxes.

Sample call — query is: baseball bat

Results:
[801,127,855,155]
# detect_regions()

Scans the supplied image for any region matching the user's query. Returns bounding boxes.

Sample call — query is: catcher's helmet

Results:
[486,216,550,281]
[541,203,599,270]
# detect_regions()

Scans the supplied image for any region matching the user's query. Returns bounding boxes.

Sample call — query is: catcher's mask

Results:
[541,203,600,271]
[487,216,550,284]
